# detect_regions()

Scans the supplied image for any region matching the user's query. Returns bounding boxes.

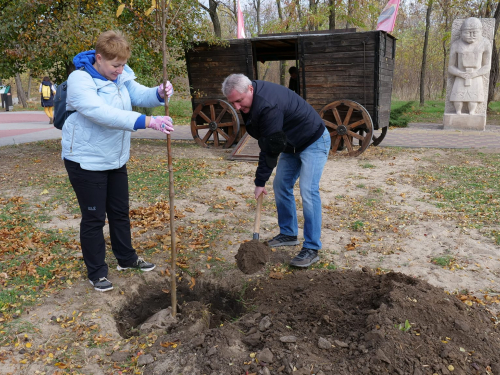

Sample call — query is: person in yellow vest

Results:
[39,77,56,124]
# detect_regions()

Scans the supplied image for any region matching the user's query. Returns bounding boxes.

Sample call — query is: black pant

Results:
[64,160,138,281]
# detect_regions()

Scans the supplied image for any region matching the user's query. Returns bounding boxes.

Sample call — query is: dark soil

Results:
[235,240,271,274]
[119,269,500,375]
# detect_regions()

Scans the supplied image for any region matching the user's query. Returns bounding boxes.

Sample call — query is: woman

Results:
[62,30,174,292]
[39,76,56,123]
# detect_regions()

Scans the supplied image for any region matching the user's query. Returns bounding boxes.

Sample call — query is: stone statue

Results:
[444,17,494,130]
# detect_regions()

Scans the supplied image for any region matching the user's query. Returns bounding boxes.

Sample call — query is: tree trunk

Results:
[487,1,500,105]
[294,0,303,30]
[27,72,32,101]
[209,0,222,38]
[15,73,28,108]
[329,0,336,29]
[420,0,433,106]
[253,0,261,35]
[346,0,353,29]
[309,0,318,31]
[441,38,448,98]
[280,61,286,86]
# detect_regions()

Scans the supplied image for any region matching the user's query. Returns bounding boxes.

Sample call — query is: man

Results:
[222,74,331,268]
[448,17,492,115]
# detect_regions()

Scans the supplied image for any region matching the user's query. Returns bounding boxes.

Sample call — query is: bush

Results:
[389,101,414,128]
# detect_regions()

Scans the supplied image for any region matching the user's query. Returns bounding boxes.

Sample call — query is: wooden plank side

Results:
[187,40,253,102]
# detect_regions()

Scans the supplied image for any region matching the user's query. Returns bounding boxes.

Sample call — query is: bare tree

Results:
[487,0,500,104]
[309,0,318,31]
[346,0,354,28]
[15,73,27,108]
[329,0,336,30]
[199,0,222,37]
[420,0,434,106]
[252,0,262,34]
[277,0,286,85]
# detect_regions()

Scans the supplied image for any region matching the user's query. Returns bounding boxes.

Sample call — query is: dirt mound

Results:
[136,270,500,375]
[235,240,270,274]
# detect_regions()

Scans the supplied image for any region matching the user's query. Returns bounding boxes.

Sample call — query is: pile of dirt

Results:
[235,240,271,274]
[134,270,500,375]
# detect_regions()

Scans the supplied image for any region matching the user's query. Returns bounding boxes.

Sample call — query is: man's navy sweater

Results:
[242,80,325,187]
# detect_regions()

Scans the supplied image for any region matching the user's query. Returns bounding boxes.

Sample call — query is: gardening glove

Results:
[148,116,174,134]
[157,81,174,100]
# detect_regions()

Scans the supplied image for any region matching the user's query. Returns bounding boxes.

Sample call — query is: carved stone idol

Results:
[444,17,494,130]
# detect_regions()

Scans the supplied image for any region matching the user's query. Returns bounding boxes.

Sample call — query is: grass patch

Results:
[431,255,455,267]
[391,100,500,124]
[128,157,212,203]
[417,152,500,230]
[351,220,364,231]
[390,101,414,127]
[151,98,192,125]
[361,163,376,169]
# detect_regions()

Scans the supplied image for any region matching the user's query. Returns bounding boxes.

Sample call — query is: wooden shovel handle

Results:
[253,193,263,235]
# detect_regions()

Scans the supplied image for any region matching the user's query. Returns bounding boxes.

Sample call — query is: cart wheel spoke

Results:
[333,108,342,126]
[216,128,230,141]
[202,130,213,144]
[344,135,354,153]
[347,130,365,141]
[346,119,365,130]
[343,107,354,125]
[214,130,219,147]
[323,119,337,129]
[331,135,342,154]
[218,122,235,128]
[210,105,216,121]
[195,124,210,130]
[215,108,228,123]
[191,100,240,148]
[198,111,211,124]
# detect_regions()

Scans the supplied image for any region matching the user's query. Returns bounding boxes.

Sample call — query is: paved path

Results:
[1,111,500,151]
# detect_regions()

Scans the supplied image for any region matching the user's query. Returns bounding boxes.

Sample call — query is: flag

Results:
[237,0,246,38]
[376,0,400,33]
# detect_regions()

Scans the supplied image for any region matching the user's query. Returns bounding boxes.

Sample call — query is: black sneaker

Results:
[267,233,300,247]
[290,248,320,268]
[117,257,156,272]
[89,277,113,292]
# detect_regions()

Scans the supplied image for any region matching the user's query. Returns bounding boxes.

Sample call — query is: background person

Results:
[61,30,174,292]
[39,76,56,123]
[288,66,299,94]
[222,73,330,268]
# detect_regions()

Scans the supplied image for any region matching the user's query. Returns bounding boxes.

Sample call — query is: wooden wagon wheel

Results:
[191,99,240,148]
[372,127,388,146]
[319,100,374,157]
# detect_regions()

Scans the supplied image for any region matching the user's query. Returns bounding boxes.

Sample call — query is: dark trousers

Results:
[64,160,138,281]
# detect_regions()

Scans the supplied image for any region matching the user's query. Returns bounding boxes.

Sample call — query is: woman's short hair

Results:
[95,30,131,61]
[222,74,252,97]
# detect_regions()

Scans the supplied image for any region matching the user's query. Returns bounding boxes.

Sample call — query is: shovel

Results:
[235,193,270,274]
[252,193,263,240]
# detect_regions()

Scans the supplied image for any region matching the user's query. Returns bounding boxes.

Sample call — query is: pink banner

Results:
[237,0,246,38]
[377,0,400,33]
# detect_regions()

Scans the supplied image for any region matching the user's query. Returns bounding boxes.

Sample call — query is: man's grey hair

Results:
[222,74,252,97]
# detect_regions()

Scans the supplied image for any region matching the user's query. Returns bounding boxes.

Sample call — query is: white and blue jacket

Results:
[61,50,163,171]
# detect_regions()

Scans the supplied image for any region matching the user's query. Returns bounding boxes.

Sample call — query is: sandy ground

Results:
[0,141,499,374]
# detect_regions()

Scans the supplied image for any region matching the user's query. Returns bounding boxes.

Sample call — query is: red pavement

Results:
[0,113,48,123]
[0,128,49,136]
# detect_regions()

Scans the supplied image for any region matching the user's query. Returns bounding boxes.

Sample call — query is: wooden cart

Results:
[185,29,396,157]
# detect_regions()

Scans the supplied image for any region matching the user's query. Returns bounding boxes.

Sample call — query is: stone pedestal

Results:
[443,114,486,130]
